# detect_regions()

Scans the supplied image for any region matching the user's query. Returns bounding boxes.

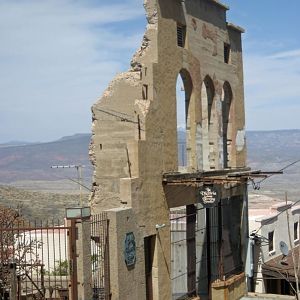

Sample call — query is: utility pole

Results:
[285,192,300,299]
[51,164,85,206]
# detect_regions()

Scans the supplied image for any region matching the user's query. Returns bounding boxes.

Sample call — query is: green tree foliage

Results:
[51,260,69,276]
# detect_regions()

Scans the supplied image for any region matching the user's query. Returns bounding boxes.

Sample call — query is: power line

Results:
[252,199,300,235]
[248,159,300,190]
[48,167,92,192]
[93,107,145,131]
[51,165,86,206]
[97,107,137,119]
[251,159,300,189]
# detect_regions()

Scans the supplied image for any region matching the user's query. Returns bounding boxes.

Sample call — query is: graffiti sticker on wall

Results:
[124,232,136,267]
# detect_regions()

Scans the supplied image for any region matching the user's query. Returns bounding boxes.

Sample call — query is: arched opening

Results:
[201,76,215,170]
[222,82,233,168]
[176,69,192,170]
[171,70,193,299]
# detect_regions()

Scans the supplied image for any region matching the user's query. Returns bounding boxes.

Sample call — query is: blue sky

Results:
[0,0,299,143]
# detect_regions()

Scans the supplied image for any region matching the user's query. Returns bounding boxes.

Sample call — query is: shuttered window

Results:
[177,24,186,48]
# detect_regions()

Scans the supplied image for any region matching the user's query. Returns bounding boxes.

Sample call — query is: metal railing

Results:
[0,219,71,299]
[0,213,111,300]
[91,213,110,300]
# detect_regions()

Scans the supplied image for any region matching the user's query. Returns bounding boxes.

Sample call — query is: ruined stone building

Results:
[90,0,249,299]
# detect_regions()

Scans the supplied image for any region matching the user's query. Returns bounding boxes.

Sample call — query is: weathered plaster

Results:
[202,23,218,56]
[236,128,246,152]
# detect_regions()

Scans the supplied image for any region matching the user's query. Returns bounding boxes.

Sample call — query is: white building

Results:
[248,201,300,295]
[17,226,69,274]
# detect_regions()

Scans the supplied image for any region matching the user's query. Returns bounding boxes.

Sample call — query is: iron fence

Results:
[170,207,188,299]
[170,200,244,299]
[91,213,110,300]
[0,219,71,300]
[0,211,111,300]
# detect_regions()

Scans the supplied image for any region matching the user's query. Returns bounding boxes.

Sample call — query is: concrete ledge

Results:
[211,272,245,288]
[211,273,246,300]
[210,0,229,11]
[292,204,300,214]
[227,22,245,33]
[245,292,295,299]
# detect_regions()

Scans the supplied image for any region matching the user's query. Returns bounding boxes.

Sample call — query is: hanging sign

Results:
[124,232,136,267]
[198,185,220,207]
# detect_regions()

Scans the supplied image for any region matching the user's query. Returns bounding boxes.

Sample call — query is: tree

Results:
[0,205,41,298]
[0,205,21,295]
[51,260,69,276]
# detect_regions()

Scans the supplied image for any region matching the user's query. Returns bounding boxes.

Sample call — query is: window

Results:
[142,84,148,100]
[268,231,274,253]
[224,43,231,64]
[294,222,299,241]
[177,24,186,48]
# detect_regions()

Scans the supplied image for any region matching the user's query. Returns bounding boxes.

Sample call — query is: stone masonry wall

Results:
[90,0,246,299]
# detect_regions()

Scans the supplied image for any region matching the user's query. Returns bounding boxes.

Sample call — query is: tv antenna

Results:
[51,164,85,206]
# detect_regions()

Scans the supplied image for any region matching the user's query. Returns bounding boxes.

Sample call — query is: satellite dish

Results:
[279,241,289,256]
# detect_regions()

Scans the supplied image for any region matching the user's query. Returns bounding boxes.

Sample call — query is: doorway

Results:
[144,235,156,300]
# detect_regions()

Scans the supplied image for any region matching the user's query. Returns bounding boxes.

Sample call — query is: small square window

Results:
[177,24,186,48]
[268,231,274,253]
[224,43,231,64]
[294,222,298,241]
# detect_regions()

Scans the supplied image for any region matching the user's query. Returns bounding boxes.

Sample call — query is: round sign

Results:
[198,185,219,207]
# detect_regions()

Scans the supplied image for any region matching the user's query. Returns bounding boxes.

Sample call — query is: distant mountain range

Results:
[0,130,299,200]
[247,129,300,165]
[0,141,35,148]
[246,130,300,201]
[0,133,92,183]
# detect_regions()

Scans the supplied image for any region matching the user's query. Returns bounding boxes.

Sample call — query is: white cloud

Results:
[0,0,299,141]
[0,0,145,142]
[270,49,300,60]
[244,47,300,130]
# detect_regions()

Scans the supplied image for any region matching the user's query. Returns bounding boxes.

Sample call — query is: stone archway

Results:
[201,75,215,170]
[176,69,193,170]
[222,81,233,168]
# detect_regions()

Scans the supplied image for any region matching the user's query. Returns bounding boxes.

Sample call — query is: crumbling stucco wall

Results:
[90,0,246,299]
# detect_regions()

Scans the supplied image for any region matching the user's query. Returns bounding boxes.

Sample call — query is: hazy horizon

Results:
[1,128,300,145]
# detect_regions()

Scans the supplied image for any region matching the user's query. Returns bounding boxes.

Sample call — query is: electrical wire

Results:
[250,159,300,190]
[253,199,300,234]
[93,107,145,131]
[98,107,137,119]
[49,169,92,192]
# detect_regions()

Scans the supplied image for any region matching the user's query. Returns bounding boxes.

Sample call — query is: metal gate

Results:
[170,205,198,299]
[0,213,111,300]
[0,219,72,299]
[170,198,244,299]
[91,213,110,300]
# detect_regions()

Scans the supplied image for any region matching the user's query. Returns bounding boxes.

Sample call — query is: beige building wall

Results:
[90,0,247,299]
